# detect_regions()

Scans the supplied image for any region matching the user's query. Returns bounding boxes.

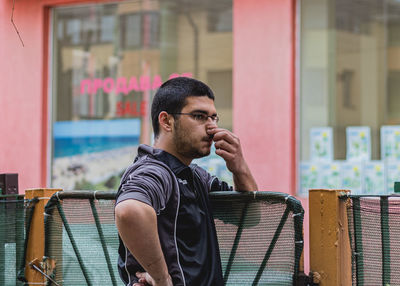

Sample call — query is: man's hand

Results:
[208,128,245,173]
[207,127,258,191]
[133,271,173,286]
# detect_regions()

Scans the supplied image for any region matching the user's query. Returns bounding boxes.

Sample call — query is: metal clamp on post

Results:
[29,257,59,286]
[295,271,320,286]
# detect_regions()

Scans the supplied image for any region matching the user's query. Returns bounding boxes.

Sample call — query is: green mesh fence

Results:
[0,194,38,286]
[341,194,400,286]
[44,190,304,286]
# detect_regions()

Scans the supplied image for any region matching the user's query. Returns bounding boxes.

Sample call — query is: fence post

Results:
[309,189,352,286]
[25,188,60,284]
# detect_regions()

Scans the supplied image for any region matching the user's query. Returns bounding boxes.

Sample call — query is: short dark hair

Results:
[151,77,215,138]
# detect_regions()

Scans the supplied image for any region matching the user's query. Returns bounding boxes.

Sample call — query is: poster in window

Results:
[319,161,341,189]
[310,127,333,162]
[363,161,385,194]
[346,126,371,162]
[341,161,362,194]
[52,119,140,190]
[381,125,400,161]
[299,161,321,197]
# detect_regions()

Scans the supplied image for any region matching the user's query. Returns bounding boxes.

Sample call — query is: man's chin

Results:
[194,148,211,159]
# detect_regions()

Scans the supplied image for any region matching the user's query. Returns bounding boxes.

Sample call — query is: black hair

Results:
[151,77,215,138]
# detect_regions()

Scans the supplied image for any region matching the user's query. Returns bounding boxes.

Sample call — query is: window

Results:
[299,0,400,195]
[51,0,232,190]
[207,7,232,32]
[120,12,160,50]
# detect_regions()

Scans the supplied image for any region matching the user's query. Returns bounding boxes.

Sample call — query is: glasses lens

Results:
[186,113,219,123]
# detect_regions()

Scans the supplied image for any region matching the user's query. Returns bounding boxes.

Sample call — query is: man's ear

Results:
[158,111,173,133]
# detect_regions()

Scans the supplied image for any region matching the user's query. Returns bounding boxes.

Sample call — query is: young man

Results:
[115,77,258,286]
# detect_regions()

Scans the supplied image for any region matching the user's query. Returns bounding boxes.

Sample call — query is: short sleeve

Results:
[115,164,174,214]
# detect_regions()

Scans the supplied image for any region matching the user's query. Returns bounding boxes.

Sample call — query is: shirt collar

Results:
[153,149,190,175]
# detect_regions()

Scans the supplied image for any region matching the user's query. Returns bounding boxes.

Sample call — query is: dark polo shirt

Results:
[154,150,225,286]
[116,146,232,285]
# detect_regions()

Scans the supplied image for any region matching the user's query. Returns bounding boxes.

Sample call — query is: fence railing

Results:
[0,194,37,286]
[309,188,400,286]
[40,190,304,286]
[340,194,400,286]
[4,187,400,285]
[0,189,305,285]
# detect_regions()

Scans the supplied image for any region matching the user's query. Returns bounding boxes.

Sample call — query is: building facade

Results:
[0,0,295,195]
[3,0,400,273]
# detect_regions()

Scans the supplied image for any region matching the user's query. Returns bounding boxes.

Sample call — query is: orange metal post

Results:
[309,189,352,286]
[25,189,60,284]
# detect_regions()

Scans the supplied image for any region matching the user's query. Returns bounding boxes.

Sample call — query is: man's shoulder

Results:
[127,155,173,177]
[116,154,178,199]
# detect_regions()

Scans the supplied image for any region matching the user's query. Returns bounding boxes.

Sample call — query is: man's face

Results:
[172,96,218,161]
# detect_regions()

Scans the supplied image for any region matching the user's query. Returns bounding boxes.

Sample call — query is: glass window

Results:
[299,0,400,196]
[101,15,115,43]
[207,7,232,32]
[50,0,232,190]
[121,13,142,49]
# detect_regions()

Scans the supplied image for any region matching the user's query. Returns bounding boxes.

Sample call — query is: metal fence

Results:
[0,194,38,286]
[341,194,400,286]
[42,190,304,286]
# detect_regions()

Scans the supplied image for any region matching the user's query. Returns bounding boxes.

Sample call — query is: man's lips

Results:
[202,136,213,144]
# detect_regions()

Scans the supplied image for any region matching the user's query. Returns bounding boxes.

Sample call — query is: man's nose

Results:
[206,119,218,128]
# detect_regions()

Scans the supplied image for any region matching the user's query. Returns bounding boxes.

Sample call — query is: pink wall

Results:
[0,0,113,193]
[233,0,296,194]
[233,0,310,273]
[0,1,47,192]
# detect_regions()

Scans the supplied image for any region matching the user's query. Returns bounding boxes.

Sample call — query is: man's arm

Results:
[208,128,258,191]
[115,199,172,286]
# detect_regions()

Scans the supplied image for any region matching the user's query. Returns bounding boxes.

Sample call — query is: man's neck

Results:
[153,139,192,166]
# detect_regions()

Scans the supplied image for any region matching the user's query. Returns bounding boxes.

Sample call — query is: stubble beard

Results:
[173,121,211,160]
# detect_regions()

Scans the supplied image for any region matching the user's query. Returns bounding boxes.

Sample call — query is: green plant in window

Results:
[395,131,400,159]
[314,141,327,157]
[360,132,368,153]
[309,165,318,188]
[352,141,360,157]
[300,165,318,189]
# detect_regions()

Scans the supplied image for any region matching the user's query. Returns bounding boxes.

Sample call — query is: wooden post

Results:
[309,189,352,286]
[25,189,60,284]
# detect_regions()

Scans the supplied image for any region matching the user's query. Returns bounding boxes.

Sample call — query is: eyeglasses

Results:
[170,112,219,123]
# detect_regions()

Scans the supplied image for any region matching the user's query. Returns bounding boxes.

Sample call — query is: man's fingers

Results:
[136,272,149,284]
[206,127,222,135]
[214,139,236,154]
[214,133,237,145]
[212,129,241,156]
[210,128,238,145]
[215,148,234,161]
[136,272,154,285]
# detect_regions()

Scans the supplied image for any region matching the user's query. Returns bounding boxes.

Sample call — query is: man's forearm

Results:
[115,200,170,282]
[232,162,258,191]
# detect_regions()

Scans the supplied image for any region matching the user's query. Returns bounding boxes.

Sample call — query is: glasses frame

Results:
[169,112,219,123]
